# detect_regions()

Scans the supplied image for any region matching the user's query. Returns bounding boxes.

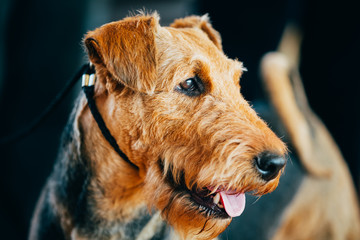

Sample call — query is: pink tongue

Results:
[219,192,246,217]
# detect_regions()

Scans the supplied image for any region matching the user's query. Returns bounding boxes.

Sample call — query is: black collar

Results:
[82,64,138,170]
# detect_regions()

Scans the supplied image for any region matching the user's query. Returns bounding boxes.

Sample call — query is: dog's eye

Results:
[176,76,204,97]
[180,79,196,91]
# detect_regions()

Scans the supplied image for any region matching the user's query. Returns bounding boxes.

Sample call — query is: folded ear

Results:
[170,15,222,51]
[84,14,159,93]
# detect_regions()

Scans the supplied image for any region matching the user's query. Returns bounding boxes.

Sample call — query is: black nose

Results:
[255,152,286,181]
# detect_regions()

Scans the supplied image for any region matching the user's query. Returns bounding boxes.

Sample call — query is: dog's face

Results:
[84,14,287,239]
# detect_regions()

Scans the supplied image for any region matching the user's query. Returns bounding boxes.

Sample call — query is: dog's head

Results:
[84,13,287,239]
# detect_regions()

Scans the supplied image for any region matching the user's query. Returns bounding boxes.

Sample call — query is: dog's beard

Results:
[143,155,281,239]
[159,191,231,240]
[144,163,232,239]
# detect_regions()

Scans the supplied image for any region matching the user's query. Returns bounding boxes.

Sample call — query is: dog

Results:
[221,24,360,240]
[29,13,287,240]
[258,25,360,240]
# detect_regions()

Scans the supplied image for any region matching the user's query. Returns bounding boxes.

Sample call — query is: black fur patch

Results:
[52,111,94,233]
[34,191,66,240]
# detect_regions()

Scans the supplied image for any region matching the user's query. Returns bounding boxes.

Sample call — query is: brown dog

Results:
[259,25,360,240]
[29,13,287,240]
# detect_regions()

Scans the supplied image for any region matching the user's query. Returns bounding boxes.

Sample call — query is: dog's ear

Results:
[84,14,159,93]
[170,15,222,51]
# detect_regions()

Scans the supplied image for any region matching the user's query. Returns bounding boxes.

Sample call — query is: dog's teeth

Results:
[213,193,220,205]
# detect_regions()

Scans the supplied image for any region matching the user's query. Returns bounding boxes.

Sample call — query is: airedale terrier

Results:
[29,13,287,240]
[257,25,360,240]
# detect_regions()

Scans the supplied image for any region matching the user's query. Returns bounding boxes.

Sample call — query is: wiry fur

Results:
[30,13,286,240]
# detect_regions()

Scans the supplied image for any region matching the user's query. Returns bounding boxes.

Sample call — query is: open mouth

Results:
[160,161,246,219]
[190,187,246,219]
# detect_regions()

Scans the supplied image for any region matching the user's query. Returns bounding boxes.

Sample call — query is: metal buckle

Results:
[82,63,96,87]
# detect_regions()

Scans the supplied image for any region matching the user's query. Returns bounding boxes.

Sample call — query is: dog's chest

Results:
[83,210,170,240]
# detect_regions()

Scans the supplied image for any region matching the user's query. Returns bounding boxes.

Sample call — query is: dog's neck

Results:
[53,94,164,238]
[79,92,147,218]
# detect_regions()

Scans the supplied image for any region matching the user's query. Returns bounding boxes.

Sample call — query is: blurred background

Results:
[0,0,359,239]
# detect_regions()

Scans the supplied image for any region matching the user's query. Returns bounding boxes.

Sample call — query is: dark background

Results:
[0,0,359,239]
